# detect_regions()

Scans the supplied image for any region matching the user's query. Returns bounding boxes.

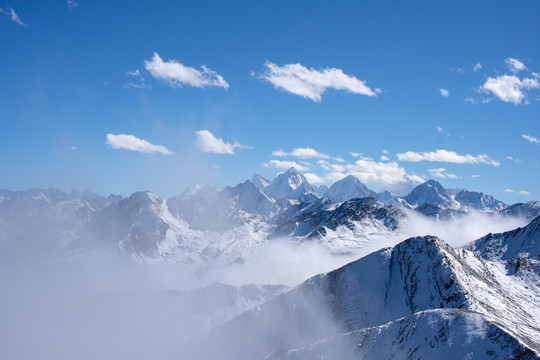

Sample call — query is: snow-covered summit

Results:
[322,175,374,203]
[404,179,460,209]
[455,189,507,211]
[467,215,540,261]
[264,167,317,200]
[250,172,271,189]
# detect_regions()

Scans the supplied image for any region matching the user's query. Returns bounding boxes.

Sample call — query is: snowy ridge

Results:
[467,215,540,261]
[188,234,540,358]
[265,167,317,200]
[323,175,374,203]
[281,309,538,360]
[405,179,460,209]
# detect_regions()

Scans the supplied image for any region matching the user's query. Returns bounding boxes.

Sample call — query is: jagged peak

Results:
[250,172,271,188]
[126,190,161,204]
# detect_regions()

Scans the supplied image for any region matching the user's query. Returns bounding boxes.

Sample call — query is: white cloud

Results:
[428,168,457,179]
[464,97,478,105]
[519,190,531,195]
[124,69,150,89]
[480,75,539,105]
[396,149,500,166]
[471,174,480,178]
[505,58,526,73]
[380,155,390,161]
[439,88,450,97]
[126,69,144,81]
[258,61,379,102]
[473,63,482,72]
[69,146,77,151]
[382,149,389,154]
[327,158,424,186]
[522,134,540,144]
[0,7,28,26]
[436,126,443,133]
[144,52,229,89]
[194,130,249,155]
[451,67,466,74]
[264,160,310,172]
[106,134,173,155]
[504,189,515,193]
[67,1,78,9]
[304,173,324,184]
[271,149,287,157]
[274,147,343,161]
[350,152,362,158]
[290,147,329,159]
[428,168,447,179]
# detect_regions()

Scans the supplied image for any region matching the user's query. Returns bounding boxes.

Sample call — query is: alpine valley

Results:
[1,168,540,359]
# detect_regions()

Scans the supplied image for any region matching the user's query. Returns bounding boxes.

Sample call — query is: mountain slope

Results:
[467,215,540,261]
[322,175,374,203]
[188,235,540,359]
[282,309,538,360]
[264,167,317,201]
[455,189,507,211]
[404,180,459,209]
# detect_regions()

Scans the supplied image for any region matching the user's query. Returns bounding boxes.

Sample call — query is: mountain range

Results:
[1,167,539,265]
[185,216,540,358]
[2,169,540,358]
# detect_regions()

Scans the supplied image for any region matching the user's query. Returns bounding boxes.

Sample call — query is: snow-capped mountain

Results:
[0,188,121,261]
[404,179,460,209]
[502,200,540,221]
[250,172,271,189]
[455,189,507,211]
[86,191,203,262]
[280,309,537,359]
[222,180,277,219]
[270,197,403,250]
[189,231,540,359]
[312,184,329,197]
[467,215,540,261]
[264,167,317,201]
[322,175,374,203]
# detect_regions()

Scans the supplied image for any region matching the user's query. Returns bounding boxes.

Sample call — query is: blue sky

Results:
[1,0,540,202]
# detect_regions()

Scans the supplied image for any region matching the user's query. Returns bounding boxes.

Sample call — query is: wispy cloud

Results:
[439,88,450,97]
[471,174,480,178]
[504,188,531,195]
[325,157,424,186]
[0,7,28,26]
[258,61,380,102]
[195,130,250,154]
[66,1,78,9]
[264,160,310,172]
[271,147,329,159]
[106,134,173,155]
[271,149,287,157]
[304,173,324,184]
[124,69,150,89]
[380,155,390,161]
[522,134,540,144]
[473,63,482,72]
[396,149,500,166]
[436,125,451,136]
[144,52,229,89]
[480,74,539,105]
[428,168,457,179]
[505,58,526,73]
[451,67,466,74]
